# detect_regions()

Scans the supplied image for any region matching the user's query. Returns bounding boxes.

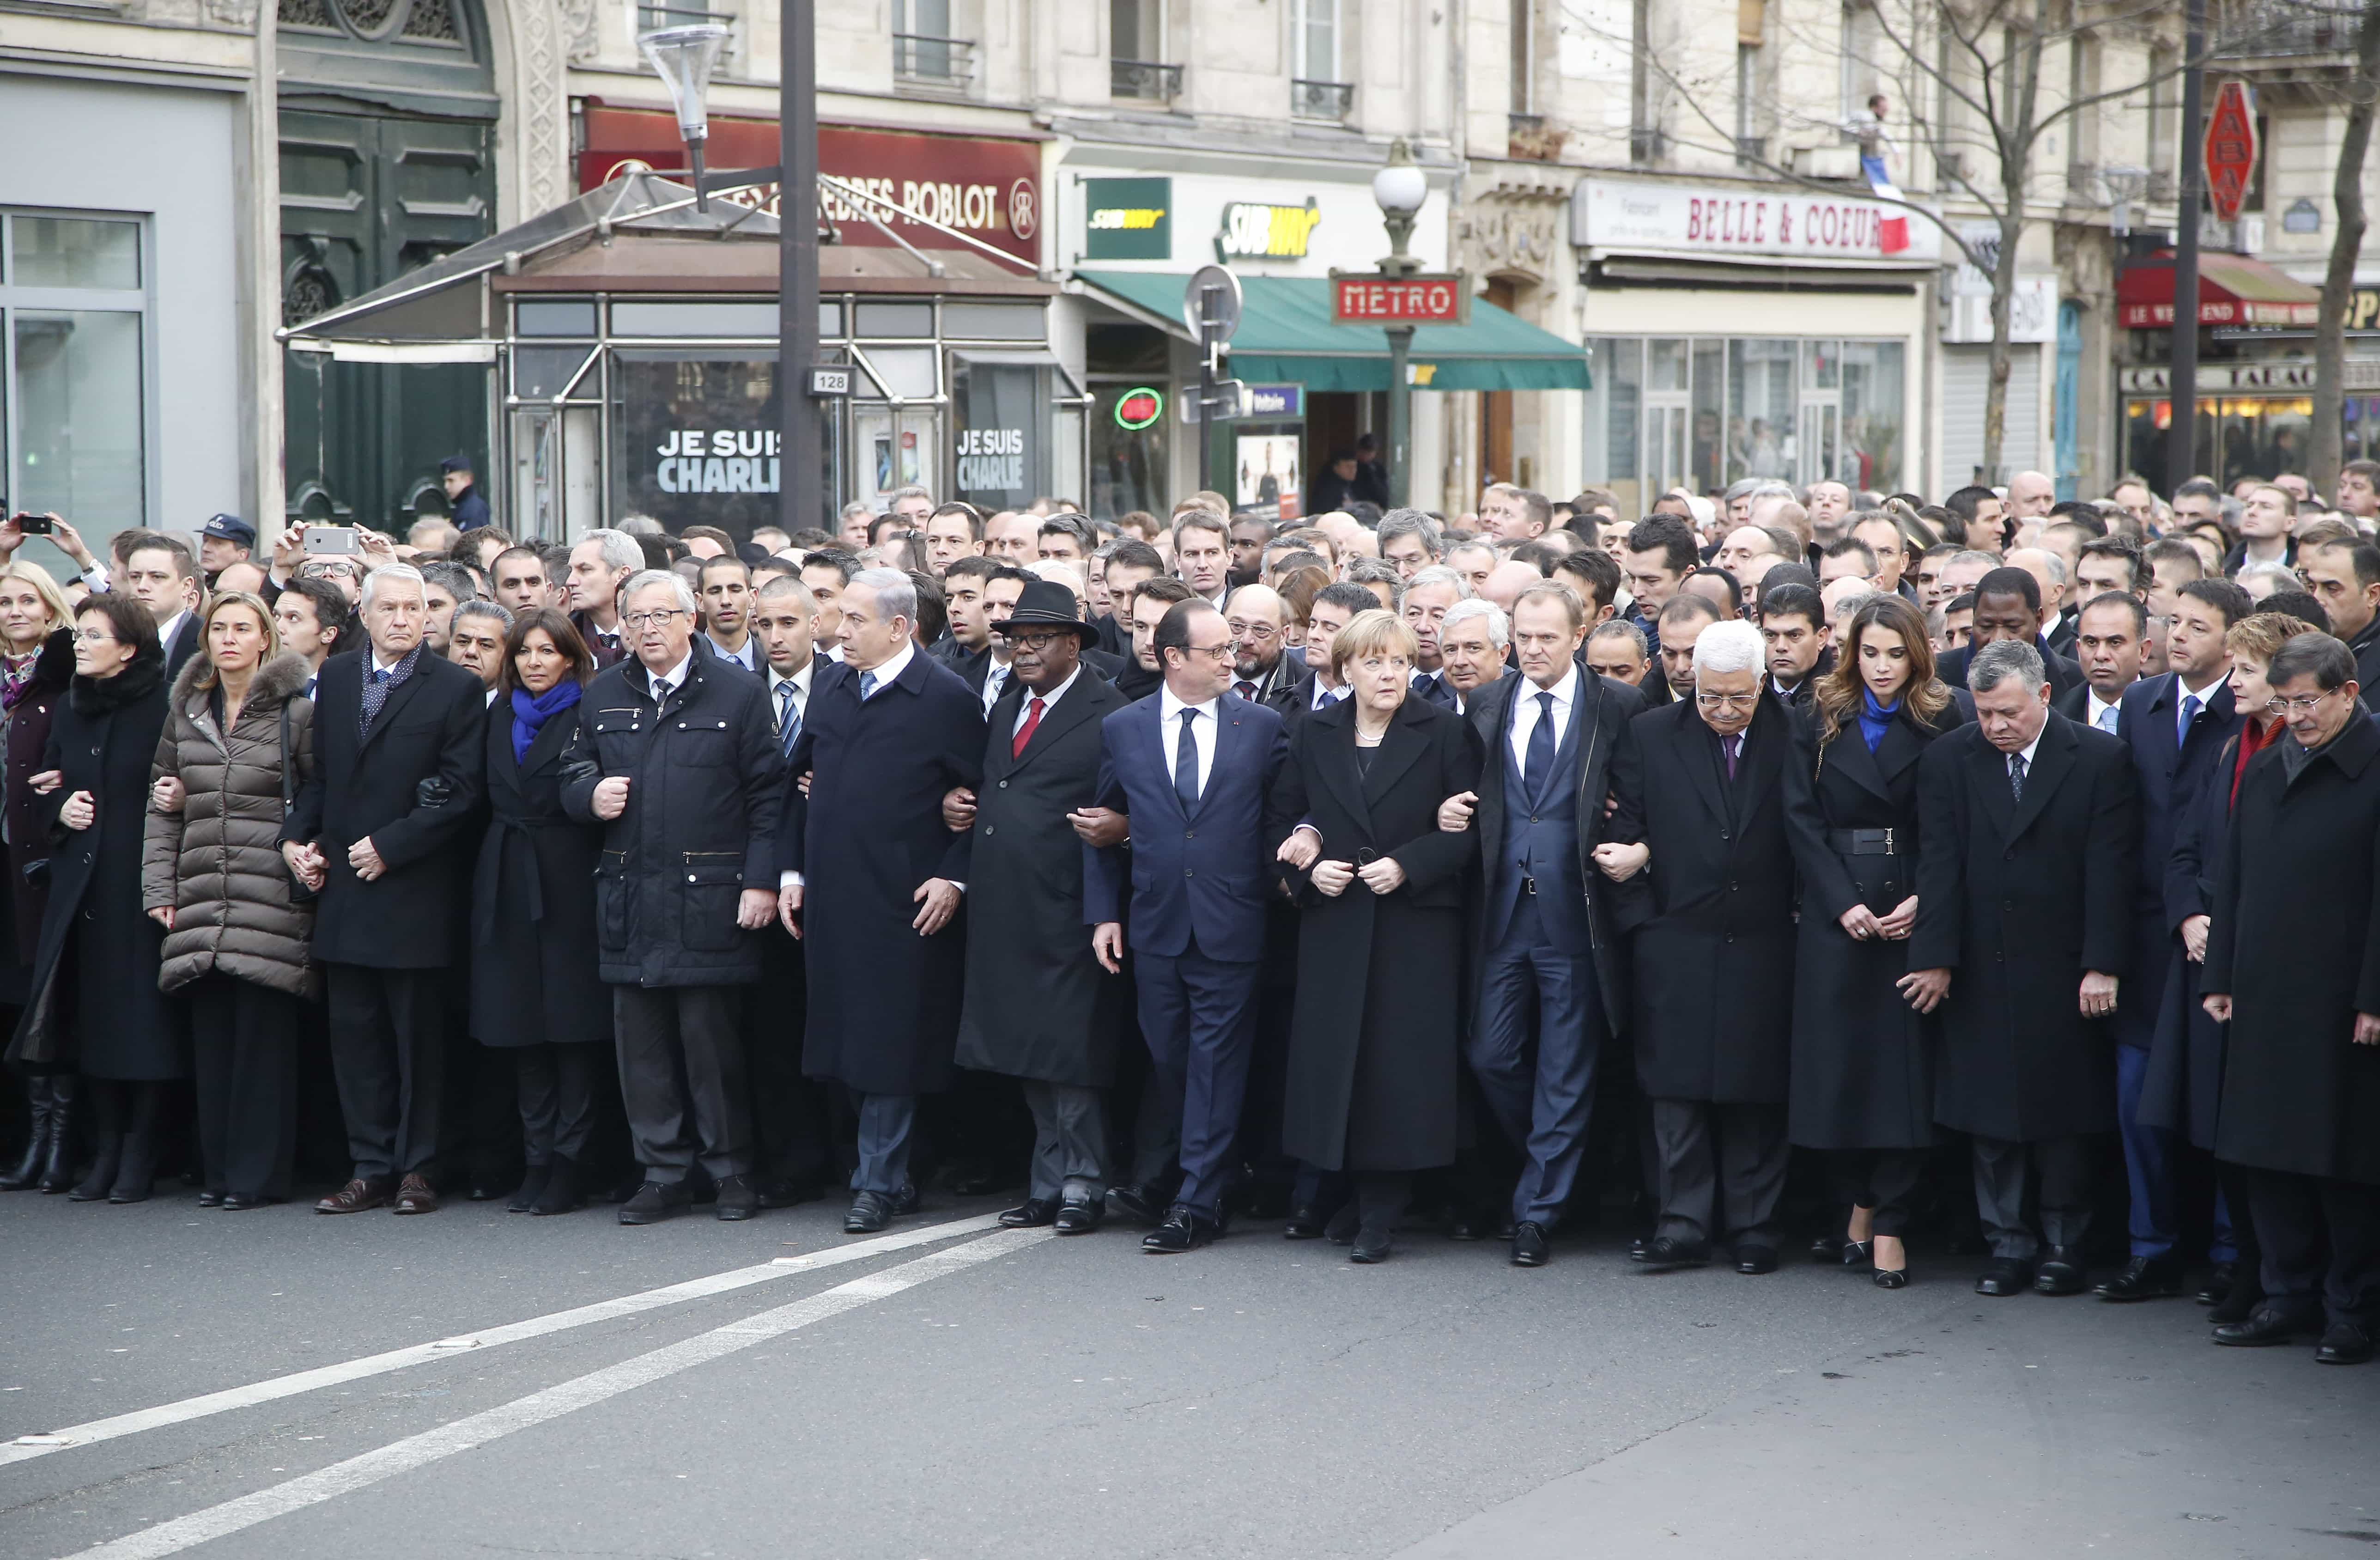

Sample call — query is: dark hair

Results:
[2268,631,2357,692]
[126,534,199,584]
[1105,538,1164,574]
[1154,597,1218,665]
[943,554,1007,586]
[2142,537,2205,579]
[1975,565,2041,613]
[418,560,480,603]
[2046,500,2109,535]
[1944,486,2000,523]
[1552,548,1621,615]
[2174,477,2223,502]
[1657,592,1722,631]
[2307,538,2380,591]
[2076,589,2148,638]
[680,525,735,553]
[698,554,753,586]
[491,544,545,576]
[75,589,161,662]
[2076,536,2147,591]
[1759,582,1824,631]
[1509,539,1563,575]
[277,575,351,650]
[2261,590,2331,635]
[1312,580,1382,619]
[1814,593,1948,743]
[906,570,947,644]
[1269,549,1328,575]
[1037,514,1094,551]
[2178,577,2254,628]
[801,548,862,584]
[1685,565,1742,613]
[1624,515,1700,575]
[1759,561,1819,595]
[928,501,984,541]
[500,607,595,695]
[1821,537,1879,574]
[1945,591,1977,615]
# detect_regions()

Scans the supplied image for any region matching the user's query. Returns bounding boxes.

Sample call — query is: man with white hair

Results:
[1438,597,1514,714]
[1604,617,1799,1274]
[566,527,642,667]
[1401,564,1472,707]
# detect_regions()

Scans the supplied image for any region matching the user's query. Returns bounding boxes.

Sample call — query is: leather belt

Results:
[1828,827,1898,856]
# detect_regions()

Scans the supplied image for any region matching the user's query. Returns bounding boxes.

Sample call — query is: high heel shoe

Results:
[1842,1239,1875,1268]
[1872,1265,1910,1289]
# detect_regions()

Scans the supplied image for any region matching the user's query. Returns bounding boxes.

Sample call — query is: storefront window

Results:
[609,351,782,538]
[1690,341,1725,494]
[2123,394,2339,490]
[1727,340,1795,483]
[1090,381,1169,520]
[1583,337,1641,514]
[950,355,1056,513]
[1840,340,1905,493]
[3,211,148,530]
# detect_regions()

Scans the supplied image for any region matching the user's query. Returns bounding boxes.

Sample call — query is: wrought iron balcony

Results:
[1111,59,1184,103]
[1291,79,1355,122]
[893,32,976,91]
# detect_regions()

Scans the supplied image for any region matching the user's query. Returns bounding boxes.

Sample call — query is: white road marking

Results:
[51,1226,1050,1560]
[0,1213,1002,1469]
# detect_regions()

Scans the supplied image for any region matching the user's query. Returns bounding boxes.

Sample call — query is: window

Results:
[2,212,149,529]
[1511,0,1533,115]
[1838,2,1882,123]
[1294,0,1339,82]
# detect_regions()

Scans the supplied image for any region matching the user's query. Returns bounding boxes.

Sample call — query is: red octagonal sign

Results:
[2204,80,2259,224]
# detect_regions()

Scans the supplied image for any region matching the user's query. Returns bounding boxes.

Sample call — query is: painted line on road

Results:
[0,1212,1003,1470]
[51,1225,1050,1560]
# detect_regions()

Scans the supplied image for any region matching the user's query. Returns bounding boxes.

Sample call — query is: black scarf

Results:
[69,652,165,717]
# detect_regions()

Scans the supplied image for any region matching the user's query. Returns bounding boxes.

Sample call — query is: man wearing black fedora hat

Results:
[947,580,1133,1232]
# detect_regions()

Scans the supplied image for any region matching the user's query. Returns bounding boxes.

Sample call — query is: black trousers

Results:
[187,974,302,1200]
[2247,1166,2380,1328]
[1971,1133,2095,1261]
[514,1043,602,1165]
[1651,1098,1789,1248]
[615,985,751,1183]
[325,964,446,1181]
[747,930,832,1188]
[1829,1148,1927,1239]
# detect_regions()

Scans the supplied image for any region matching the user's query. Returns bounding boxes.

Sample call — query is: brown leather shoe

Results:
[316,1176,395,1214]
[391,1173,440,1214]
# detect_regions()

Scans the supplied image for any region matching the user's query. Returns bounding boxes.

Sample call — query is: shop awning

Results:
[1073,270,1591,392]
[2117,251,2323,329]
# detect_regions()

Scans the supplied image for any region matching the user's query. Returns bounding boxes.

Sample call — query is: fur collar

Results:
[172,650,312,714]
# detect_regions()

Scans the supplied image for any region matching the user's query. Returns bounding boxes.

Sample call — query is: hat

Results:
[202,513,256,546]
[990,579,1099,644]
[438,453,474,476]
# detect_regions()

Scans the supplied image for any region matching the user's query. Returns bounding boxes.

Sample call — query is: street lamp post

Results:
[1371,140,1428,510]
[637,23,731,212]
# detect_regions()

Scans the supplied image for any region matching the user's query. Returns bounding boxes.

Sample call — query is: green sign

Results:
[1113,386,1164,430]
[1084,177,1172,261]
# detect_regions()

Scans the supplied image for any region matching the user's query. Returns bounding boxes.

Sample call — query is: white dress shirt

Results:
[155,609,189,656]
[2175,671,2225,742]
[858,640,913,698]
[768,657,815,729]
[1159,683,1220,796]
[1311,679,1351,712]
[2008,726,2044,787]
[1507,664,1580,774]
[645,650,695,703]
[1012,665,1080,740]
[980,654,1014,713]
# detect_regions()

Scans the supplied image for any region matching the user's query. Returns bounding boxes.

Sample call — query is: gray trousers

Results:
[615,986,751,1184]
[1022,1080,1108,1203]
[851,1092,917,1195]
[1652,1098,1789,1249]
[1971,1133,2095,1261]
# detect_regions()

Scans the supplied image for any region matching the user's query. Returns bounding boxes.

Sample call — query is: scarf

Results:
[2230,716,2279,807]
[511,679,583,765]
[1856,687,1899,752]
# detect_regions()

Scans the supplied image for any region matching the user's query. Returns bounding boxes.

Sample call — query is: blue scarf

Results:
[510,680,583,764]
[1857,687,1899,752]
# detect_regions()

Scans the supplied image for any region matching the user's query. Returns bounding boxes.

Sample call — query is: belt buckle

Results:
[1879,827,1895,854]
[1522,875,1537,896]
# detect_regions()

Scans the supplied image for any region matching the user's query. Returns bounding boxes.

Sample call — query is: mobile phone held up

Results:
[302,525,361,555]
[6,507,51,535]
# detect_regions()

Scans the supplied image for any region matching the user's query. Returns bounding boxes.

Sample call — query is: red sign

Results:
[2203,81,2259,223]
[1330,274,1469,325]
[577,106,1044,263]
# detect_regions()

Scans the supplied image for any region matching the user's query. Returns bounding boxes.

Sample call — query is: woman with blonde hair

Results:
[0,561,78,1191]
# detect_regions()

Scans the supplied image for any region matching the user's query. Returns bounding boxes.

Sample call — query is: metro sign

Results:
[2204,81,2259,224]
[1331,274,1469,326]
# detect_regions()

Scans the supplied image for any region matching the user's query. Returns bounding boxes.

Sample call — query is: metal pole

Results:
[1198,287,1219,493]
[2168,0,2205,497]
[689,138,709,213]
[1386,325,1412,508]
[778,0,820,535]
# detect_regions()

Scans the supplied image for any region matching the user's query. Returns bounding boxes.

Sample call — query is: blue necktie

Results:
[858,670,879,700]
[1524,691,1556,797]
[2097,705,2119,734]
[1175,707,1201,810]
[2179,692,2201,743]
[777,681,801,756]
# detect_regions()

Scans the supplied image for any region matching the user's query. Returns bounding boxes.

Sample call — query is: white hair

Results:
[620,567,697,616]
[358,562,425,611]
[1404,563,1475,601]
[1440,597,1510,649]
[1691,618,1764,677]
[574,527,643,576]
[849,566,917,624]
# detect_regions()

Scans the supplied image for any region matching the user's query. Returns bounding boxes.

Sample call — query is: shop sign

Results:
[2121,361,2315,393]
[1084,178,1172,261]
[2203,82,2259,224]
[1218,200,1322,261]
[650,427,781,495]
[1330,274,1469,325]
[1569,177,1941,265]
[1245,384,1301,417]
[1112,386,1164,429]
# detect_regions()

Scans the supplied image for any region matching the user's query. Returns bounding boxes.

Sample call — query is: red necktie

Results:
[1235,679,1257,702]
[1012,695,1044,758]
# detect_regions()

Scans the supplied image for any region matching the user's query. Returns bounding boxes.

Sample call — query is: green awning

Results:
[1074,270,1591,393]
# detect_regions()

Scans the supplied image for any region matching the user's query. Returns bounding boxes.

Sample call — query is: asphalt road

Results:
[4,1188,2373,1560]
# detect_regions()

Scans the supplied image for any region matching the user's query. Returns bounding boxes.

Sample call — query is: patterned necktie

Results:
[1175,707,1201,810]
[776,681,801,756]
[2009,751,2027,802]
[1013,696,1045,759]
[358,662,396,738]
[1234,679,1257,703]
[984,664,1006,708]
[859,669,879,700]
[1524,690,1557,795]
[1723,732,1742,780]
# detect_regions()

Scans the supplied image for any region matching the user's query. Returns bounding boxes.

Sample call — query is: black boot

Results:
[37,1074,78,1193]
[532,1155,585,1216]
[1350,1175,1410,1264]
[109,1084,164,1203]
[1,1076,51,1190]
[71,1079,124,1202]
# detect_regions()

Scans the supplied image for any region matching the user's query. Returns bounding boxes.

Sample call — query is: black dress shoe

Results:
[844,1190,893,1234]
[1350,1226,1394,1263]
[2095,1254,2185,1302]
[1628,1233,1650,1260]
[1053,1200,1103,1235]
[1809,1231,1841,1261]
[2208,1274,2265,1325]
[507,1165,552,1215]
[888,1184,922,1216]
[1445,1210,1486,1241]
[1496,1217,1519,1242]
[1872,1266,1911,1290]
[1735,1244,1779,1275]
[1324,1202,1360,1245]
[1283,1204,1324,1239]
[1142,1204,1220,1253]
[2195,1261,2237,1306]
[1974,1257,2033,1296]
[2316,1322,2374,1365]
[2213,1304,2321,1347]
[999,1197,1058,1228]
[1106,1182,1166,1225]
[195,1190,224,1208]
[1510,1221,1551,1268]
[756,1178,821,1210]
[1633,1236,1711,1269]
[713,1174,759,1221]
[532,1158,585,1216]
[618,1181,690,1225]
[2034,1247,2089,1295]
[220,1191,282,1211]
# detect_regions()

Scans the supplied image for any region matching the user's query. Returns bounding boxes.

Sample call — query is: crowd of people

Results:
[3,454,2379,1371]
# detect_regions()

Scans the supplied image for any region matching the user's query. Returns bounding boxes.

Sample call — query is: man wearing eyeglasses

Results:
[1224,583,1295,712]
[1603,619,1799,1275]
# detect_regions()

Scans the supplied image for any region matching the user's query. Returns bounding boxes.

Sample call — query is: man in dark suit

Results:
[565,528,639,669]
[1439,580,1643,1267]
[2057,592,2146,731]
[2097,578,2251,1300]
[1908,638,2137,1297]
[780,569,985,1233]
[1096,539,1165,661]
[1402,566,1469,708]
[1756,583,1833,710]
[1275,582,1373,720]
[1439,598,1517,716]
[1607,620,1798,1274]
[947,581,1130,1235]
[1935,567,2085,700]
[1085,598,1290,1252]
[121,537,203,680]
[283,563,488,1215]
[930,556,1020,682]
[1224,583,1296,707]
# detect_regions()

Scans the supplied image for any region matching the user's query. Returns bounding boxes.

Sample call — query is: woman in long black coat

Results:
[473,609,609,1216]
[1267,609,1479,1262]
[1781,594,1966,1287]
[0,565,77,1193]
[6,591,182,1202]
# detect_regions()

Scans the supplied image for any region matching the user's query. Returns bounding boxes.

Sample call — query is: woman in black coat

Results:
[473,609,608,1215]
[1268,609,1479,1262]
[5,591,182,1202]
[0,566,77,1194]
[1780,594,1966,1288]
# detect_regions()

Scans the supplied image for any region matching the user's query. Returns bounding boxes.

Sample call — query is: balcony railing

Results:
[893,32,976,91]
[1290,78,1354,122]
[2218,0,2362,57]
[1111,58,1184,103]
[638,3,733,32]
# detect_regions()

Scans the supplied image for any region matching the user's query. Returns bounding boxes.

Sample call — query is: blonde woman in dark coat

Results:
[145,593,318,1208]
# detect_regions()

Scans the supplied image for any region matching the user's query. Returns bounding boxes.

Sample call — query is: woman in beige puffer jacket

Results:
[142,596,317,1206]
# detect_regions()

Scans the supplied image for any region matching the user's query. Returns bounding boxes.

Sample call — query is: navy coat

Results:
[2112,671,2240,1050]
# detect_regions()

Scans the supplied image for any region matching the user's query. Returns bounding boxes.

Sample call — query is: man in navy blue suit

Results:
[1085,598,1289,1252]
[2096,576,2252,1301]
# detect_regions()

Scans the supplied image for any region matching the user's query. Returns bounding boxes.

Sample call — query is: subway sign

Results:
[1331,274,1469,325]
[1083,177,1172,261]
[1218,200,1322,260]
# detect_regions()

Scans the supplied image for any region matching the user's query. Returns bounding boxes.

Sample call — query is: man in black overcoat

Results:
[560,570,784,1225]
[1607,619,1798,1273]
[1907,637,2137,1298]
[778,568,985,1235]
[2203,634,2380,1365]
[1934,567,2085,700]
[284,563,488,1215]
[946,581,1129,1234]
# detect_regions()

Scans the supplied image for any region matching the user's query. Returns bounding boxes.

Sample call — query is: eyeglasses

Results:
[1694,690,1760,710]
[1179,642,1233,662]
[1008,630,1069,652]
[299,561,358,580]
[73,629,117,646]
[621,609,688,629]
[1226,620,1279,642]
[2266,692,2333,716]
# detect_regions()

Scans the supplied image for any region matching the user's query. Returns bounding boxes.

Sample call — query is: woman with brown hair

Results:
[471,608,608,1215]
[0,561,79,1192]
[1780,592,1968,1287]
[144,591,317,1207]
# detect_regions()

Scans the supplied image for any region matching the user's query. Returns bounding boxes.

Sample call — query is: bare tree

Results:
[2309,0,2380,495]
